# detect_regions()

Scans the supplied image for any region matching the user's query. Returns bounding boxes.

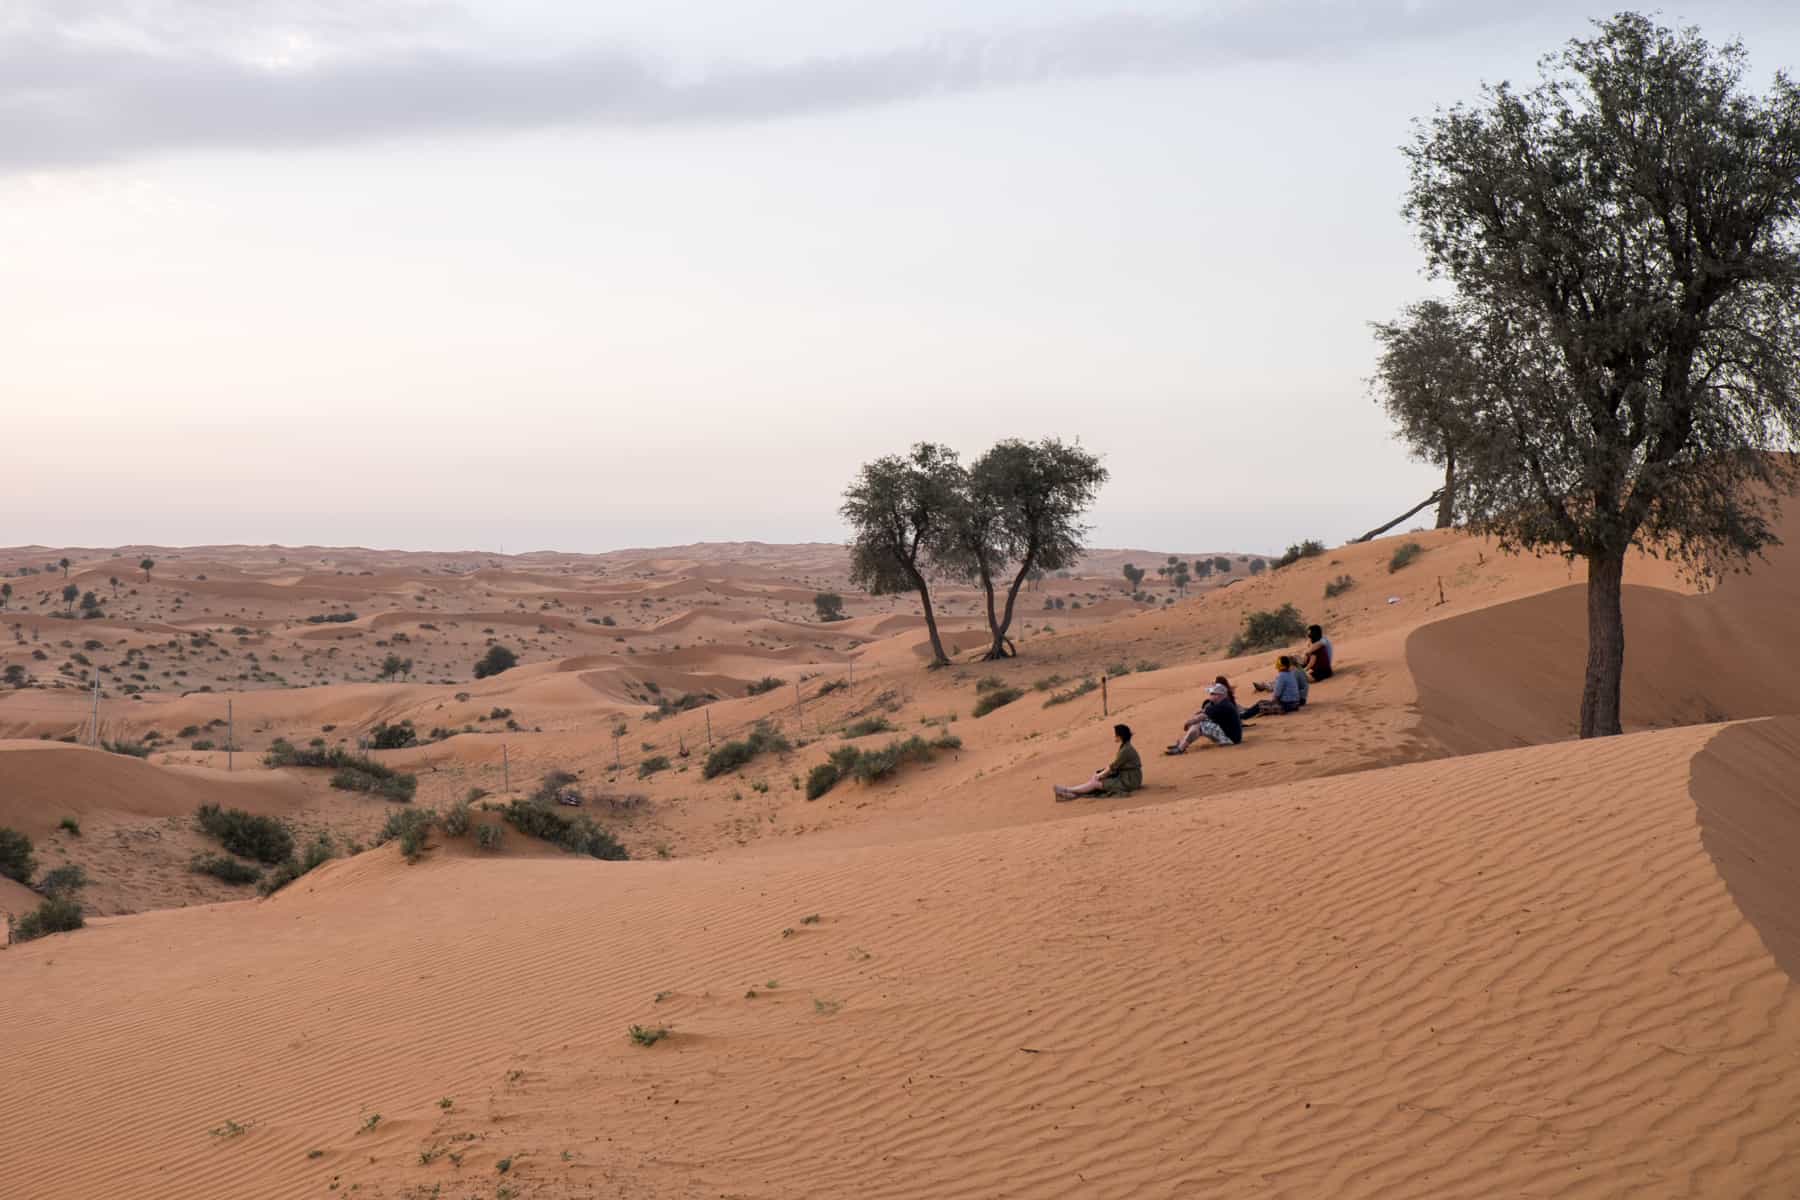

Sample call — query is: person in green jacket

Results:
[1054,724,1142,801]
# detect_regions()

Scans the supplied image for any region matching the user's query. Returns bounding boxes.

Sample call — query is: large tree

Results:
[942,438,1107,659]
[1403,13,1800,737]
[842,443,964,666]
[1369,299,1483,528]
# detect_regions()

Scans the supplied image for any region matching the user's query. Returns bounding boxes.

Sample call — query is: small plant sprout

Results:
[209,1118,253,1139]
[437,1097,454,1110]
[813,998,842,1016]
[496,1156,513,1173]
[358,1113,382,1135]
[629,1024,671,1047]
[800,913,821,925]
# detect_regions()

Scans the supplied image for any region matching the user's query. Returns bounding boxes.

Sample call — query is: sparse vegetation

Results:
[36,864,87,897]
[195,805,293,864]
[629,1024,670,1047]
[57,816,80,836]
[501,799,627,860]
[806,733,960,799]
[1389,541,1425,573]
[1324,574,1356,598]
[191,853,262,885]
[1042,678,1099,707]
[971,685,1024,717]
[813,592,847,621]
[472,644,518,679]
[10,895,83,943]
[703,722,792,779]
[377,808,437,862]
[637,755,671,779]
[745,676,784,696]
[474,823,504,851]
[1274,539,1327,569]
[840,716,893,739]
[1228,603,1309,657]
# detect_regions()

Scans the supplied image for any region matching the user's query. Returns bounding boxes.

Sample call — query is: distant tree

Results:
[57,558,69,579]
[1193,559,1212,580]
[60,583,77,615]
[78,591,100,614]
[108,576,119,598]
[940,439,1108,659]
[0,582,10,609]
[1121,563,1145,590]
[2,664,26,688]
[1171,561,1192,595]
[378,653,412,680]
[1214,557,1231,574]
[812,592,847,622]
[842,443,963,666]
[1369,299,1480,528]
[1403,12,1800,736]
[139,558,155,583]
[473,644,517,679]
[1249,558,1267,575]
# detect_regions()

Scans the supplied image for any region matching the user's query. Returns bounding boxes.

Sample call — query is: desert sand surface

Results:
[3,524,1799,1198]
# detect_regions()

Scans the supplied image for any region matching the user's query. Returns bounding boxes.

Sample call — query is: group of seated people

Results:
[1166,624,1333,754]
[1053,626,1335,800]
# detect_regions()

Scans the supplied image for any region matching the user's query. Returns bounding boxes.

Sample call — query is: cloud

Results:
[0,2,1564,171]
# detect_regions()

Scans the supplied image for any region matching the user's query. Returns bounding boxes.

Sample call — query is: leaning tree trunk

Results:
[1579,550,1627,738]
[913,580,951,666]
[1436,452,1456,529]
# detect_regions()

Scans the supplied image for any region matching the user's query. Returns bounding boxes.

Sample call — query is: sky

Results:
[5,0,1797,555]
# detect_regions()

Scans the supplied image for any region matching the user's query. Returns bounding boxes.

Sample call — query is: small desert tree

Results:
[0,582,10,609]
[1121,563,1145,591]
[1193,559,1211,580]
[58,558,69,579]
[813,592,847,622]
[842,443,963,666]
[1213,557,1231,574]
[1369,298,1482,528]
[473,644,517,679]
[61,583,77,615]
[108,576,119,597]
[378,653,412,680]
[1403,12,1800,737]
[942,438,1108,659]
[139,558,155,583]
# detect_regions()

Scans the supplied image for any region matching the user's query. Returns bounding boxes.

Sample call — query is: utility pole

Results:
[227,699,234,772]
[502,743,511,794]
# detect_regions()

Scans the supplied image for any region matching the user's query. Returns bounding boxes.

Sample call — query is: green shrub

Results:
[703,722,790,778]
[378,809,437,862]
[474,823,504,851]
[303,612,357,624]
[971,686,1024,718]
[366,720,418,750]
[472,644,518,679]
[637,755,671,779]
[441,798,472,837]
[191,853,262,885]
[1389,541,1425,573]
[36,864,86,897]
[974,675,1008,693]
[816,678,848,696]
[195,804,293,864]
[1324,574,1356,598]
[745,676,784,696]
[500,800,627,860]
[648,691,713,721]
[628,1024,669,1047]
[530,769,581,805]
[1031,674,1067,692]
[1042,678,1099,707]
[100,739,152,758]
[1273,539,1327,569]
[191,739,216,751]
[57,816,80,836]
[805,762,842,800]
[840,716,893,739]
[1227,603,1309,657]
[10,896,83,943]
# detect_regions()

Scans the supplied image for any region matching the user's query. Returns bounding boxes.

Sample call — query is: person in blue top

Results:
[1244,656,1306,717]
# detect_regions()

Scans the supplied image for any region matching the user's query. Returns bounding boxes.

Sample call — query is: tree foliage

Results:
[1369,299,1482,527]
[1400,12,1800,736]
[842,443,964,666]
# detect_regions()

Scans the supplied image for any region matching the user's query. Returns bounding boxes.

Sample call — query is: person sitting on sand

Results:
[1245,656,1306,715]
[1166,683,1243,753]
[1054,724,1142,801]
[1301,625,1334,681]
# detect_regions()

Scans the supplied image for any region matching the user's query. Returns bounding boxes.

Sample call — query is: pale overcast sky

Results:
[4,1,1796,554]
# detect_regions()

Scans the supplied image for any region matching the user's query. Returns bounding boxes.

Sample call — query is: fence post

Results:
[1102,675,1108,716]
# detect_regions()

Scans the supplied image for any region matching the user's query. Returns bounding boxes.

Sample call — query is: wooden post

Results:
[706,710,713,750]
[1101,675,1108,716]
[502,743,510,794]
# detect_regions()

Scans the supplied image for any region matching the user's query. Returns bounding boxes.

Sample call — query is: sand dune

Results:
[4,721,1797,1198]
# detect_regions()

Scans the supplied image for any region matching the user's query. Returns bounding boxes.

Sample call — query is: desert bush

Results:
[0,828,35,884]
[1227,603,1309,657]
[805,762,842,800]
[971,686,1024,718]
[191,853,262,885]
[100,739,151,758]
[637,755,671,779]
[531,769,581,805]
[177,724,201,738]
[36,864,86,897]
[472,644,518,679]
[807,734,958,799]
[648,691,712,721]
[1324,574,1356,598]
[303,611,357,624]
[840,716,893,739]
[1389,541,1425,573]
[190,739,216,751]
[813,592,847,621]
[442,798,472,837]
[474,823,504,851]
[377,808,437,862]
[366,720,418,751]
[1042,678,1099,708]
[1031,674,1067,692]
[974,675,1008,693]
[745,676,784,696]
[500,800,627,860]
[10,895,83,943]
[1273,539,1327,570]
[195,804,293,864]
[816,678,848,697]
[58,816,80,836]
[703,722,791,779]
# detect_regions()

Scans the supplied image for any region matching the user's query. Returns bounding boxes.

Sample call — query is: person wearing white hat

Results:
[1166,683,1243,754]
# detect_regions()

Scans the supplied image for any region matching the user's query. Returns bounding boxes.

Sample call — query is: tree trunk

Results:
[1436,453,1456,529]
[913,580,951,666]
[985,561,1033,659]
[1579,550,1626,738]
